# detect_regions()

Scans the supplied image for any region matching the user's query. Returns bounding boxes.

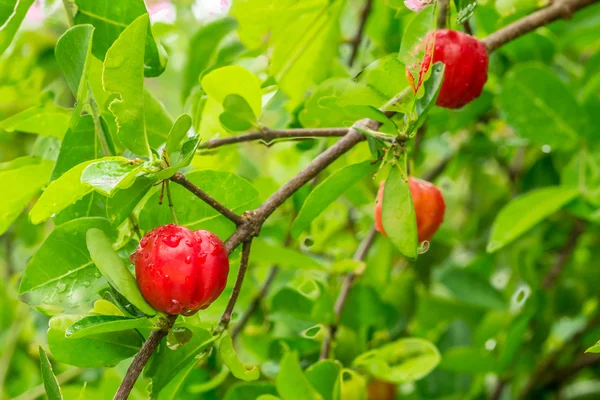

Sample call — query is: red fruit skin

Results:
[375,177,445,243]
[406,29,489,109]
[132,224,229,315]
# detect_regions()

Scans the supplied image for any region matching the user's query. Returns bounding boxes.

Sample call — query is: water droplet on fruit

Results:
[129,252,137,264]
[162,234,183,248]
[418,240,430,254]
[144,253,149,259]
[185,256,192,264]
[140,237,149,248]
[56,282,67,293]
[184,240,193,247]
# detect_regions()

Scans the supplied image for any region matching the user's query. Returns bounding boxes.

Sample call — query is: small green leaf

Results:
[106,176,155,226]
[86,228,156,316]
[219,94,258,132]
[276,351,324,400]
[353,338,440,383]
[439,268,505,309]
[220,332,260,381]
[0,157,54,235]
[48,314,143,368]
[74,0,166,77]
[103,14,151,157]
[487,187,579,253]
[382,167,418,260]
[292,160,378,239]
[166,114,193,157]
[305,360,342,400]
[81,158,145,196]
[39,346,63,400]
[586,340,600,354]
[55,25,95,100]
[202,65,262,120]
[65,315,154,339]
[413,62,445,130]
[52,115,102,180]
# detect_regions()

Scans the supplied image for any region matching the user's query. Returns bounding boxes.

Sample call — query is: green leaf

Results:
[0,0,34,56]
[413,62,445,130]
[224,382,278,400]
[48,314,143,368]
[0,103,71,139]
[145,90,174,148]
[292,160,378,239]
[52,115,102,180]
[81,158,146,196]
[382,167,418,260]
[487,187,579,253]
[276,351,324,400]
[106,176,155,226]
[139,170,258,239]
[86,228,155,316]
[74,0,166,77]
[353,338,440,383]
[0,157,53,235]
[55,25,94,100]
[30,158,114,225]
[439,347,498,373]
[103,14,151,157]
[305,360,342,400]
[399,5,435,67]
[149,325,214,397]
[498,64,587,149]
[182,17,238,100]
[219,94,258,132]
[586,340,600,354]
[19,218,117,313]
[219,332,260,381]
[252,239,327,271]
[166,114,193,158]
[65,315,154,339]
[39,346,63,400]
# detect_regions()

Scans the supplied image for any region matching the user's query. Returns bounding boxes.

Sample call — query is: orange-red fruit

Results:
[407,29,489,109]
[375,177,445,242]
[132,224,229,315]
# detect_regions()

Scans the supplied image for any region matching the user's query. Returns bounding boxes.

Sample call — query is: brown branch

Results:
[348,0,374,67]
[320,227,377,359]
[482,0,599,52]
[170,172,243,226]
[216,240,253,334]
[198,128,352,150]
[231,265,279,339]
[463,20,473,35]
[437,0,449,29]
[114,314,177,400]
[542,221,585,290]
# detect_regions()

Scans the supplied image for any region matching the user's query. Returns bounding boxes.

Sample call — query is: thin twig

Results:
[216,240,253,334]
[198,128,353,150]
[170,172,243,226]
[463,20,473,35]
[348,0,374,66]
[165,180,179,225]
[437,0,449,29]
[113,314,177,400]
[542,221,585,290]
[320,227,377,359]
[482,0,599,52]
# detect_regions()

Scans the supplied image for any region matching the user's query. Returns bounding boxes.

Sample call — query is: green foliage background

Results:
[0,0,599,399]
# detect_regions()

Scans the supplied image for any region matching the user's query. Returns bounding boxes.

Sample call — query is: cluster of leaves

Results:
[0,0,599,399]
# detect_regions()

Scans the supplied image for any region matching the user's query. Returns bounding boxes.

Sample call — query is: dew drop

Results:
[94,271,101,278]
[144,253,150,259]
[184,255,192,264]
[82,281,91,287]
[162,234,183,248]
[184,240,193,247]
[140,237,149,248]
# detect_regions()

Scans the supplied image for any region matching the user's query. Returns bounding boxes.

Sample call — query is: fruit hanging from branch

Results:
[407,29,489,109]
[375,177,445,242]
[131,224,229,315]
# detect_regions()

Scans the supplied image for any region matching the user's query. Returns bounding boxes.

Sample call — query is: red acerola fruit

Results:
[406,29,489,109]
[375,177,445,242]
[132,224,229,315]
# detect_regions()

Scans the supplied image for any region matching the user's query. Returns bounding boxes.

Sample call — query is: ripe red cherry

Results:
[132,224,229,315]
[375,177,445,242]
[407,29,488,109]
